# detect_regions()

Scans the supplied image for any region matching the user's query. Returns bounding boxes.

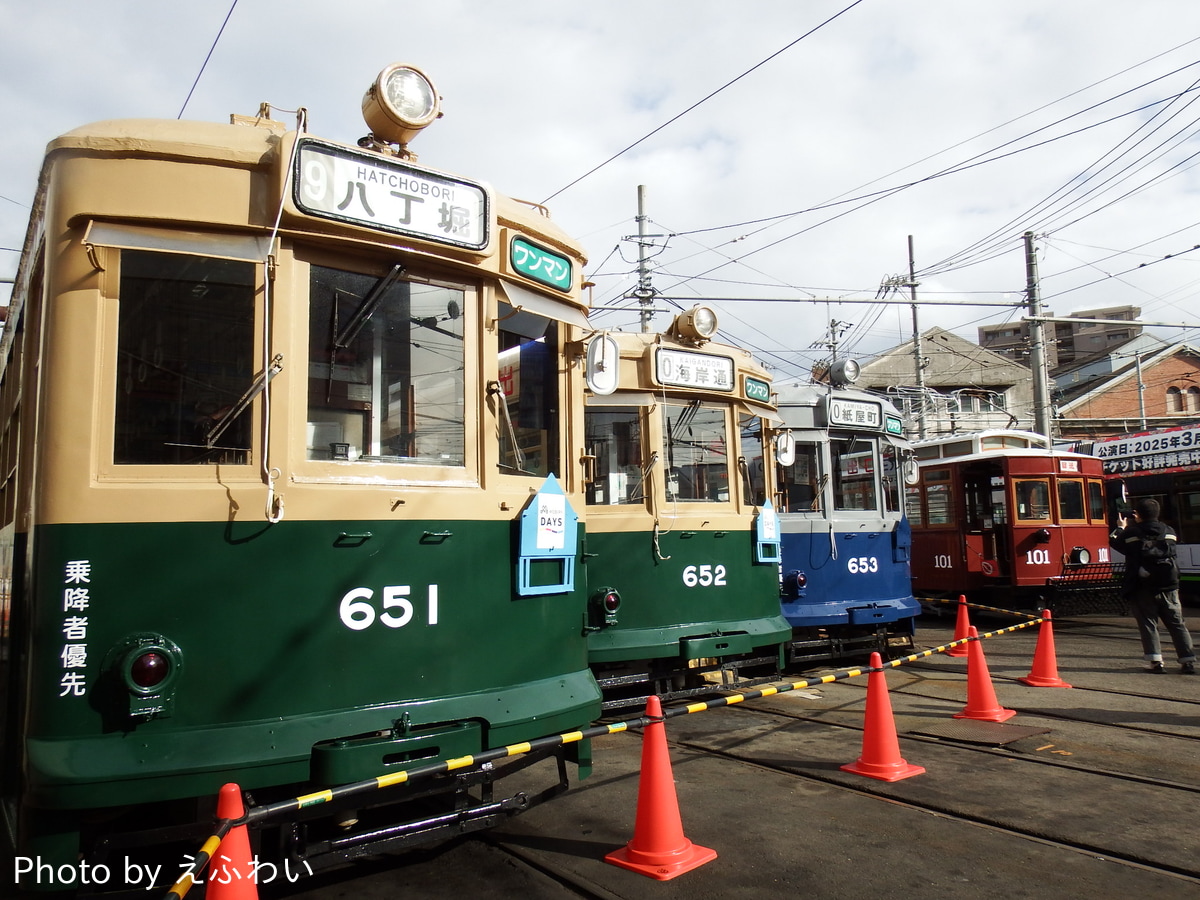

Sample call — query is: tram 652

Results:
[580,313,791,708]
[0,64,603,880]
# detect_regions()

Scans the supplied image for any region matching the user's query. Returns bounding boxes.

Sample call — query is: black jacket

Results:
[1110,519,1179,590]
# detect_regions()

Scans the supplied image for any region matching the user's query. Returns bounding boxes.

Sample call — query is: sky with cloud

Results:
[2,1,1199,381]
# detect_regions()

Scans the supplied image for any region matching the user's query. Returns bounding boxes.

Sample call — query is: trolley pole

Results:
[1024,231,1054,440]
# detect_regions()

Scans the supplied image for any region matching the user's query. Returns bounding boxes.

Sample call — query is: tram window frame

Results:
[1178,486,1200,543]
[881,441,903,514]
[1087,479,1106,523]
[921,468,955,527]
[305,262,469,470]
[661,400,731,503]
[1056,478,1087,523]
[1014,478,1052,522]
[495,304,561,481]
[831,435,878,512]
[778,440,823,513]
[739,413,768,508]
[111,249,257,468]
[904,484,924,526]
[295,250,479,484]
[584,405,646,506]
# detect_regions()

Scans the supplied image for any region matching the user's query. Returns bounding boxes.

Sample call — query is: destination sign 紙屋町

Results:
[828,398,883,429]
[294,139,489,250]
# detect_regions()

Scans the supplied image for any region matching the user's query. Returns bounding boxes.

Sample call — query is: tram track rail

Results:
[672,734,1200,888]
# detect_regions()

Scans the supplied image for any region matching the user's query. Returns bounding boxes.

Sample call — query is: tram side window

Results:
[1058,479,1086,521]
[663,402,728,502]
[778,441,822,512]
[1087,480,1106,522]
[585,408,643,504]
[307,264,465,466]
[923,469,954,525]
[1178,487,1200,543]
[904,485,923,525]
[739,414,767,507]
[1015,479,1051,521]
[496,304,560,478]
[115,250,254,465]
[832,437,877,511]
[881,442,902,513]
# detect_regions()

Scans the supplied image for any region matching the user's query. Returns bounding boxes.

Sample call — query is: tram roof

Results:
[912,428,1102,468]
[42,116,588,264]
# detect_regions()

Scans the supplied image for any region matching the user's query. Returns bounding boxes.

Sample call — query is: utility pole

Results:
[1135,353,1147,429]
[635,185,655,332]
[907,235,928,439]
[1024,231,1054,439]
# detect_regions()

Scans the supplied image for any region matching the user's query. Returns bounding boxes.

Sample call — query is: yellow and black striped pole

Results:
[164,615,1043,898]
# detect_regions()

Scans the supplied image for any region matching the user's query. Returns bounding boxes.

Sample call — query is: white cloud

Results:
[3,0,1199,378]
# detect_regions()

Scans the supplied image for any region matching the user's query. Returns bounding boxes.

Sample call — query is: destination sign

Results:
[293,139,488,250]
[655,349,734,392]
[828,398,883,429]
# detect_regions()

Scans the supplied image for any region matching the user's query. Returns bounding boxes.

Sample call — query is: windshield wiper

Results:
[205,354,284,448]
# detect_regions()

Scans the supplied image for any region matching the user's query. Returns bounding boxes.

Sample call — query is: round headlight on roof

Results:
[828,358,861,387]
[362,64,442,147]
[674,305,719,342]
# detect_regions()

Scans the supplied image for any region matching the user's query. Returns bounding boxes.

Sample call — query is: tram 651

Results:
[0,64,602,881]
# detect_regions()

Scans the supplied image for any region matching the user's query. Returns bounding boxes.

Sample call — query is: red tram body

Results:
[906,430,1113,609]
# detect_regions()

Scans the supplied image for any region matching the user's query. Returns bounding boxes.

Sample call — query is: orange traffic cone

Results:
[954,627,1016,722]
[840,652,926,782]
[1019,609,1072,688]
[605,695,717,880]
[206,783,258,900]
[947,596,971,657]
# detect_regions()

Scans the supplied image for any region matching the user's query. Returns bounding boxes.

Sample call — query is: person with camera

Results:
[1109,498,1196,674]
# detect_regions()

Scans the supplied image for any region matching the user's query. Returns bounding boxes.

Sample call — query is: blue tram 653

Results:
[773,363,920,663]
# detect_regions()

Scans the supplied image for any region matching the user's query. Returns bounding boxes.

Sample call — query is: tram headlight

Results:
[362,64,442,147]
[828,358,861,387]
[673,305,719,343]
[1068,546,1091,566]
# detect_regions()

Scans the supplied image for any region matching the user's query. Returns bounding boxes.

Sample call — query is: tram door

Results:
[962,463,1008,580]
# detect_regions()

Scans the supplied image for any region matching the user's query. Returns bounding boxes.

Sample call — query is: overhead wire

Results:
[918,77,1200,279]
[589,45,1200,317]
[540,0,868,205]
[177,0,239,119]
